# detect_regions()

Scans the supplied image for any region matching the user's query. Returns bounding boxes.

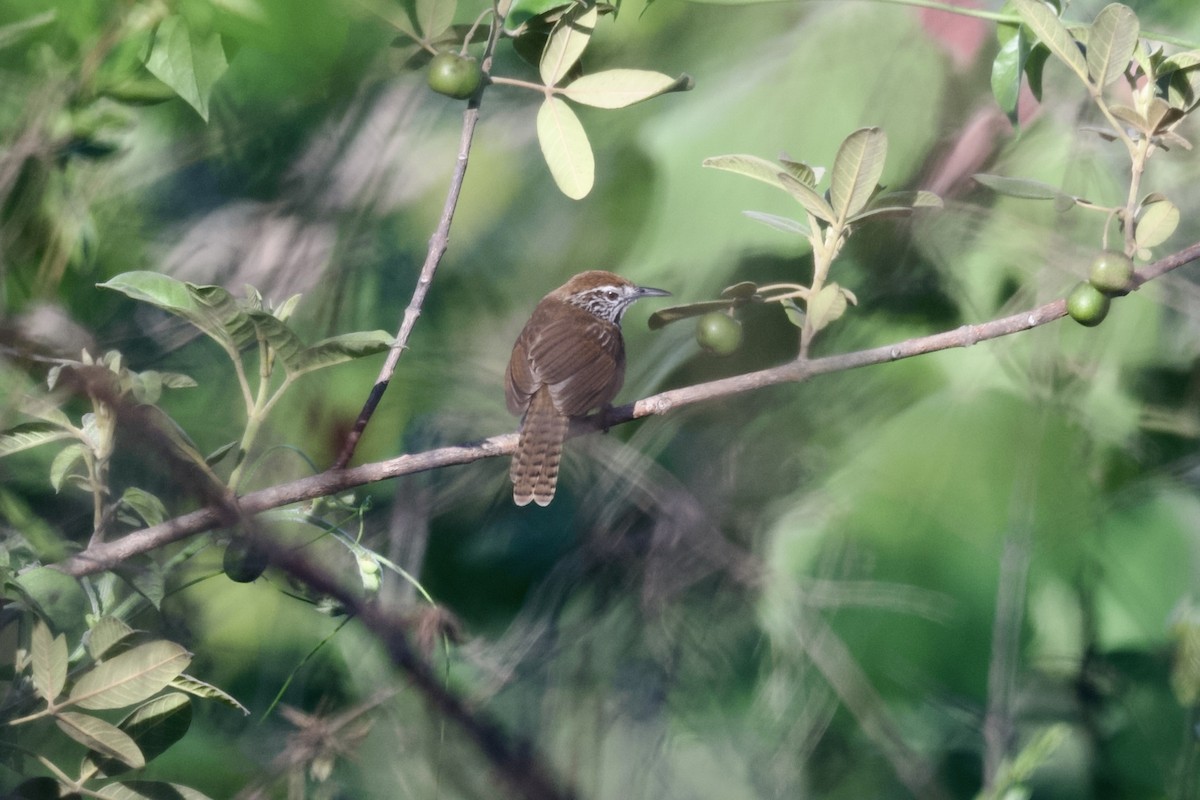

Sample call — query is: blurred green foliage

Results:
[2,0,1200,798]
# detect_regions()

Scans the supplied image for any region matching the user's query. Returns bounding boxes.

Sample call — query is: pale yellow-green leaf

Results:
[540,4,598,86]
[68,641,191,710]
[829,127,887,224]
[171,673,250,715]
[536,96,594,199]
[0,425,74,459]
[1135,198,1179,249]
[702,154,788,189]
[49,442,86,493]
[807,283,850,335]
[56,711,145,768]
[560,69,679,109]
[1011,0,1089,83]
[778,172,835,224]
[416,0,455,39]
[31,618,68,703]
[88,617,137,660]
[1087,4,1138,88]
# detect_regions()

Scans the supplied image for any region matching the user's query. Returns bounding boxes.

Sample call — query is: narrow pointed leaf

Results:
[1011,0,1088,83]
[1135,197,1179,249]
[537,96,594,199]
[991,28,1025,121]
[703,154,787,189]
[779,159,819,186]
[560,69,680,109]
[170,673,249,715]
[1087,4,1138,88]
[291,330,394,377]
[88,617,137,660]
[743,210,811,236]
[829,127,887,223]
[32,619,68,702]
[973,173,1076,205]
[0,423,74,458]
[56,712,145,768]
[778,172,835,223]
[95,781,214,800]
[68,641,191,710]
[540,4,598,86]
[647,300,736,330]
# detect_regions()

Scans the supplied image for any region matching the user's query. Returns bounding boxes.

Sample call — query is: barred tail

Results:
[511,387,568,507]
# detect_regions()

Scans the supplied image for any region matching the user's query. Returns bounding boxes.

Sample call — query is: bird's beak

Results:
[637,285,671,298]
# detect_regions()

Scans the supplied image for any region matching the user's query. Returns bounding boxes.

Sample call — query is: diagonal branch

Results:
[56,237,1200,579]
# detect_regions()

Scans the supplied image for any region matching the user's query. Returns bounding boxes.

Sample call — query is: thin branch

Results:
[55,238,1200,578]
[331,11,505,470]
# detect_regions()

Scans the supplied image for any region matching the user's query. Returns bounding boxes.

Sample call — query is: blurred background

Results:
[2,0,1200,797]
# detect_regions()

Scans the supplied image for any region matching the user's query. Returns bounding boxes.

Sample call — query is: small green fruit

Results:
[427,52,482,99]
[1088,251,1134,295]
[1066,281,1110,327]
[696,312,743,355]
[223,538,269,583]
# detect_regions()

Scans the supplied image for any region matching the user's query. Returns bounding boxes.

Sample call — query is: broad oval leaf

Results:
[1087,4,1138,88]
[560,69,680,109]
[779,158,819,187]
[540,4,598,86]
[1011,0,1088,83]
[246,310,305,371]
[119,487,168,528]
[56,711,145,768]
[829,127,887,224]
[89,693,193,776]
[69,641,191,710]
[32,619,68,703]
[14,569,88,641]
[88,617,137,661]
[144,14,228,121]
[416,0,455,39]
[1135,197,1179,249]
[702,154,787,189]
[778,172,835,223]
[292,330,395,377]
[536,96,594,199]
[807,283,850,335]
[49,442,86,493]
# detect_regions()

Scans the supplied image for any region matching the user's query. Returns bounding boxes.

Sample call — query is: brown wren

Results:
[505,270,670,506]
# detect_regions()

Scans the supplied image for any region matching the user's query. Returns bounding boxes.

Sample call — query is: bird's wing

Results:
[509,305,625,417]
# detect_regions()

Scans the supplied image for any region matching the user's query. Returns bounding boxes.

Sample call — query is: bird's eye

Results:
[605,290,619,301]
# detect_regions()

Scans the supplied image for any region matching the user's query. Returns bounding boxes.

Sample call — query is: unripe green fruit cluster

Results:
[1066,251,1134,327]
[427,52,482,99]
[696,312,742,355]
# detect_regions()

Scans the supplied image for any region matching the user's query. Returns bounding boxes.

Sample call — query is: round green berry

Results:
[696,312,743,355]
[1088,251,1134,296]
[427,52,482,100]
[1066,281,1110,327]
[223,538,269,583]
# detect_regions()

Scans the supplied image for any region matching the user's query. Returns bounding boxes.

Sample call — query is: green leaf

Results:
[416,0,456,39]
[647,300,737,330]
[536,96,594,199]
[68,641,191,711]
[848,190,943,224]
[31,618,68,703]
[540,4,598,86]
[56,711,145,769]
[0,10,56,52]
[807,283,850,335]
[14,568,88,640]
[720,282,760,300]
[144,14,228,121]
[246,310,305,371]
[782,298,805,328]
[170,673,250,715]
[187,284,257,349]
[97,272,252,353]
[1011,0,1088,84]
[743,211,811,236]
[972,173,1077,210]
[1135,197,1179,249]
[92,693,192,776]
[88,617,137,661]
[94,780,214,800]
[991,29,1025,121]
[830,127,887,224]
[118,487,168,528]
[779,159,819,187]
[0,423,74,458]
[778,172,836,224]
[291,330,394,377]
[1087,4,1138,88]
[702,154,788,189]
[50,442,87,493]
[560,69,682,109]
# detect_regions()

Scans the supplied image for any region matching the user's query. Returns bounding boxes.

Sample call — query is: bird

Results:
[505,270,670,507]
